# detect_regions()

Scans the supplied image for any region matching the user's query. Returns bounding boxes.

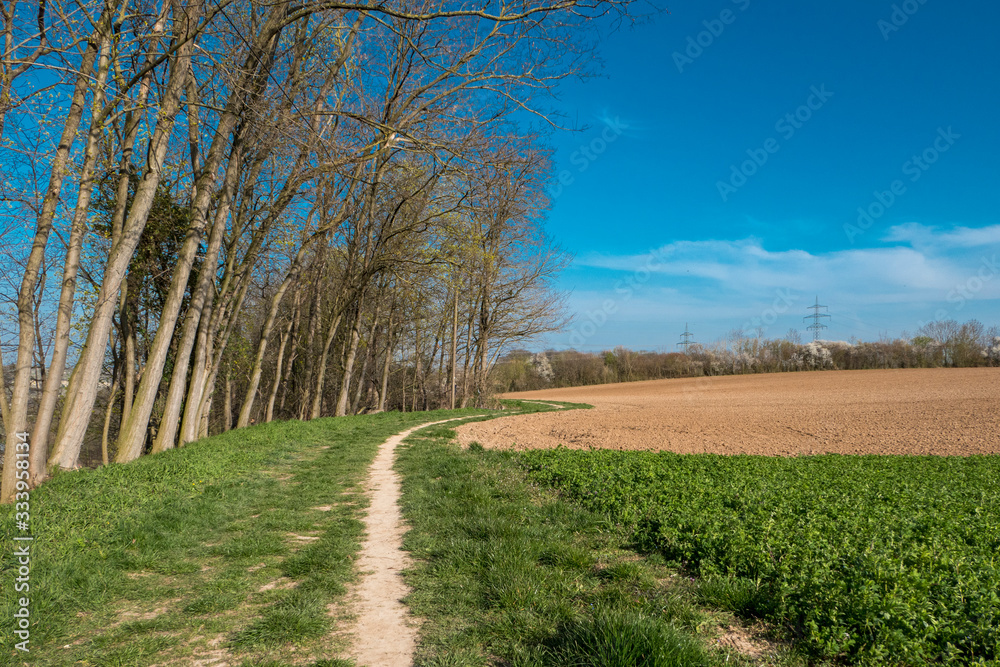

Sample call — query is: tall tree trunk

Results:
[378,323,393,412]
[472,289,492,406]
[223,369,232,432]
[351,302,380,413]
[266,293,298,423]
[351,338,371,414]
[411,357,418,412]
[121,312,136,402]
[198,393,211,438]
[278,290,304,414]
[188,267,253,439]
[0,345,12,434]
[101,375,120,466]
[413,323,425,412]
[424,319,444,411]
[309,307,343,419]
[48,7,199,473]
[436,318,447,408]
[178,300,212,443]
[116,211,206,460]
[29,33,114,483]
[152,130,245,453]
[335,298,364,417]
[298,284,322,420]
[460,302,474,408]
[180,274,237,444]
[237,248,308,428]
[450,288,458,409]
[117,23,280,461]
[195,320,220,441]
[2,11,107,501]
[375,299,395,412]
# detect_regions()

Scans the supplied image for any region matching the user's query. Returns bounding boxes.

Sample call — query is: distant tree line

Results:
[495,319,1000,392]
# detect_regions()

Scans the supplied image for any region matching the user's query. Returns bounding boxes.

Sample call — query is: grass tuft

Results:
[596,561,648,584]
[544,609,710,667]
[230,590,330,648]
[538,543,595,571]
[697,577,772,618]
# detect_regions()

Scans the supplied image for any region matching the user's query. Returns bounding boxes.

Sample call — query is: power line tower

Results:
[803,296,831,341]
[677,323,696,353]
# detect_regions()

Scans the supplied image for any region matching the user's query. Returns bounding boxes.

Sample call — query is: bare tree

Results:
[1,0,643,502]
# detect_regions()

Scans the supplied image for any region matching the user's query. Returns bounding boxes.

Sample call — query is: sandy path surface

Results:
[458,368,1000,456]
[348,417,473,667]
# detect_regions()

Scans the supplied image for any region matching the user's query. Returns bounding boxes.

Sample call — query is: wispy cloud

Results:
[551,224,999,349]
[577,228,996,300]
[882,223,1000,249]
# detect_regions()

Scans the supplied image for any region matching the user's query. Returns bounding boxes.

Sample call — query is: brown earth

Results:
[457,368,1000,456]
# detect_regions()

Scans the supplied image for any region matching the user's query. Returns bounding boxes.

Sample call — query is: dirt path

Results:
[348,417,476,667]
[520,400,567,410]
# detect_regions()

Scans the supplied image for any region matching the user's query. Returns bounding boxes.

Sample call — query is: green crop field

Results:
[519,449,1000,665]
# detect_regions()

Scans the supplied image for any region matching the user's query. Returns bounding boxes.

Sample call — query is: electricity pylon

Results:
[803,296,830,341]
[677,323,696,352]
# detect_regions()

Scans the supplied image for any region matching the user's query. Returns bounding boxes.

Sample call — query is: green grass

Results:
[1,400,802,667]
[396,404,793,667]
[519,448,1000,666]
[0,409,483,666]
[544,609,710,667]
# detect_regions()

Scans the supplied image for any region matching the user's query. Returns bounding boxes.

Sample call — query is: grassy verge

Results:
[396,401,800,667]
[1,409,483,666]
[519,448,1000,666]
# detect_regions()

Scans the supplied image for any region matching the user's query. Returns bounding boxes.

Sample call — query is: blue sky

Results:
[539,0,1000,351]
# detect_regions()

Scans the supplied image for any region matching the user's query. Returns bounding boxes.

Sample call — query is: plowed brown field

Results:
[457,368,1000,455]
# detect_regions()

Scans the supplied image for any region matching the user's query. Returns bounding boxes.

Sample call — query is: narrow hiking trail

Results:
[349,403,566,666]
[348,417,473,666]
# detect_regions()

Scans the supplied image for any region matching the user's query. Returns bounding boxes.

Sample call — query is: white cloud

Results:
[555,224,1000,348]
[578,223,1000,299]
[883,222,1000,249]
